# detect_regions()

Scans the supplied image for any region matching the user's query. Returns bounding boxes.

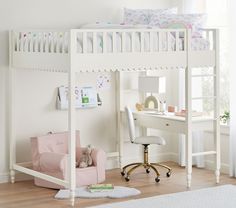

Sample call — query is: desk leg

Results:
[186,129,192,188]
[214,30,220,184]
[215,119,221,183]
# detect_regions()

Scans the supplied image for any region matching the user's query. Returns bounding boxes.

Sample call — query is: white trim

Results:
[0,172,9,183]
[0,171,33,184]
[205,125,230,136]
[205,160,229,175]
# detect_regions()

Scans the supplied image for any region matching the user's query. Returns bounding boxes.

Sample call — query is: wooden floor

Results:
[0,162,236,208]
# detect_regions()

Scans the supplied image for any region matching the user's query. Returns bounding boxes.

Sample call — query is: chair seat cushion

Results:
[133,136,166,145]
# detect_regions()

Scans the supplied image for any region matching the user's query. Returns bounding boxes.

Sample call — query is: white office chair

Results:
[121,106,171,183]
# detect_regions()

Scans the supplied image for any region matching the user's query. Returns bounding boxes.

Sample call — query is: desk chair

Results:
[121,107,171,183]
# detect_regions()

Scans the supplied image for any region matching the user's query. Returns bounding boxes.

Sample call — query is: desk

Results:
[120,110,220,187]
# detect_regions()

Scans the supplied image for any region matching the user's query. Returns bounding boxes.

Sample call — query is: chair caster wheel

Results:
[121,171,125,176]
[155,177,160,183]
[146,169,150,174]
[125,176,130,182]
[166,172,171,177]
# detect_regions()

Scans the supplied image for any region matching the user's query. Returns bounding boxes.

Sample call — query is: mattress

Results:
[77,32,210,53]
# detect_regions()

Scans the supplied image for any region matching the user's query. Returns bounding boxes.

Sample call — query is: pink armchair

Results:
[30,131,106,189]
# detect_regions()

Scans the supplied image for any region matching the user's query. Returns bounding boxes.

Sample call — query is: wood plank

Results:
[0,162,234,208]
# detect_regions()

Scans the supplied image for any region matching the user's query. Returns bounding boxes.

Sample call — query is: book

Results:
[88,184,114,192]
[175,110,204,117]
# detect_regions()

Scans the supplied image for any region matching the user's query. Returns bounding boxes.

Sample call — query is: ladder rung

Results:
[192,74,216,77]
[192,96,216,100]
[192,151,216,157]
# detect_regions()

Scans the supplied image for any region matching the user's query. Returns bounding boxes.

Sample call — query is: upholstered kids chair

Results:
[121,107,171,182]
[31,131,106,189]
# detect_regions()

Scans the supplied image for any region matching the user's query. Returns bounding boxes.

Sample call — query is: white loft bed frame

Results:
[8,28,220,204]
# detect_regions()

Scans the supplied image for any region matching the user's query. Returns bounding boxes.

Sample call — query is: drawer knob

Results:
[166,123,169,126]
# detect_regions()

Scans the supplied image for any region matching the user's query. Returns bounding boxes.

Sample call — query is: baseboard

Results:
[0,172,9,183]
[106,157,119,170]
[0,171,34,184]
[205,160,229,174]
[168,153,229,174]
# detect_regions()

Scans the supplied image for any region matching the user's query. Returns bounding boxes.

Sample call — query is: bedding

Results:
[149,13,207,38]
[123,8,178,25]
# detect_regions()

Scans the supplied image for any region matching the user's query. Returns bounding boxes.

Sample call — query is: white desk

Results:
[120,110,220,187]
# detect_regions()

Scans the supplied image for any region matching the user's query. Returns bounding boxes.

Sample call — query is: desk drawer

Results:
[133,114,186,134]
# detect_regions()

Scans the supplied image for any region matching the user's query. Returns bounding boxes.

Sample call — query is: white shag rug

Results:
[55,186,140,199]
[88,185,236,208]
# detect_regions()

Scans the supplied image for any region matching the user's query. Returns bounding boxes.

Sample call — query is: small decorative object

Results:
[159,101,166,112]
[144,95,159,109]
[175,109,203,117]
[96,74,111,90]
[168,105,177,112]
[135,103,144,111]
[220,111,230,125]
[78,145,93,168]
[138,76,166,111]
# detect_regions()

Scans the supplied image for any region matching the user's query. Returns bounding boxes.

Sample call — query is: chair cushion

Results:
[133,136,166,145]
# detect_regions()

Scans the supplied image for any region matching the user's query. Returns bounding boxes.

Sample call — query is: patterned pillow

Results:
[81,22,152,29]
[149,13,207,37]
[123,8,177,25]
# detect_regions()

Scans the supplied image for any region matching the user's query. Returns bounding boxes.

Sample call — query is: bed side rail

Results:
[71,28,188,54]
[10,28,217,54]
[11,29,69,54]
[201,28,218,51]
[11,29,189,54]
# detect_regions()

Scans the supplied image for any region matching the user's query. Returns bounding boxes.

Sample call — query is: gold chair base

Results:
[121,145,172,182]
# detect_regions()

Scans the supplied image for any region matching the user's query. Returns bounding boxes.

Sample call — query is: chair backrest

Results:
[31,131,80,168]
[125,107,136,143]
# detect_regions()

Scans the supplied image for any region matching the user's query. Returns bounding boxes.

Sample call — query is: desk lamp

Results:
[138,76,166,110]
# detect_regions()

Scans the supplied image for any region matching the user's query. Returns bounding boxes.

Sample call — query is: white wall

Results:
[0,0,172,182]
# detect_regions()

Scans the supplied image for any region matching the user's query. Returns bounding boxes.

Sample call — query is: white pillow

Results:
[123,8,177,25]
[81,22,153,29]
[149,13,207,38]
[81,23,128,29]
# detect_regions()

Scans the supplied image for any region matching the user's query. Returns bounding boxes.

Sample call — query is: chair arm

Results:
[91,148,106,167]
[39,152,67,173]
[91,148,106,182]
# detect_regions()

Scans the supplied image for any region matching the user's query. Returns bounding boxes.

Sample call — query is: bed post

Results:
[214,29,220,183]
[69,29,76,206]
[9,30,16,184]
[116,71,123,168]
[185,29,193,188]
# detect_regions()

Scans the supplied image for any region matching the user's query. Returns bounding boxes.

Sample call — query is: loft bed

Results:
[8,28,220,204]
